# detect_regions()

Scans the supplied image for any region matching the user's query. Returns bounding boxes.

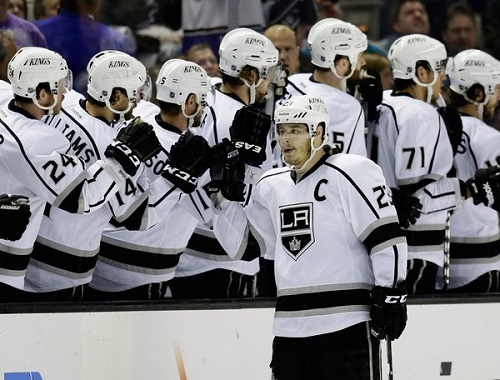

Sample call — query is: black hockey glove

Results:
[357,71,383,122]
[0,194,31,241]
[370,282,408,341]
[104,117,162,176]
[162,130,212,194]
[390,188,422,229]
[229,105,271,167]
[204,139,246,202]
[465,165,500,211]
[437,106,463,156]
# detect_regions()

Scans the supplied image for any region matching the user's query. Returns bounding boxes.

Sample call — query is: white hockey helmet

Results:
[218,27,279,80]
[156,58,210,118]
[447,49,500,98]
[86,50,148,117]
[8,47,70,112]
[388,34,447,81]
[307,18,367,77]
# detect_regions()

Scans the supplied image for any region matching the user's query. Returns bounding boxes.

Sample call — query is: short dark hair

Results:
[443,2,476,31]
[391,0,426,24]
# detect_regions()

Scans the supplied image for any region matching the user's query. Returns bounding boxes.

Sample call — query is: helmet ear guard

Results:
[8,47,70,113]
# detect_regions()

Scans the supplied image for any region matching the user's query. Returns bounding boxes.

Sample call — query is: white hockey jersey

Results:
[244,153,407,337]
[24,100,153,292]
[282,73,367,157]
[91,115,211,291]
[367,92,462,266]
[176,87,274,277]
[0,101,128,289]
[436,115,500,289]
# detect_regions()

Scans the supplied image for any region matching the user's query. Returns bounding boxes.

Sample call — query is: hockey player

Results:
[170,27,279,299]
[280,18,368,157]
[23,50,161,301]
[0,47,161,300]
[210,95,408,379]
[438,49,500,292]
[366,35,500,294]
[88,58,214,300]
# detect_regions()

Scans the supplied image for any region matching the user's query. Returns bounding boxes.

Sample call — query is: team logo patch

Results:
[279,203,314,260]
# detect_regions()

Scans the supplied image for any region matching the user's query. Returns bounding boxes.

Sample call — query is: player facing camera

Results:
[274,95,330,173]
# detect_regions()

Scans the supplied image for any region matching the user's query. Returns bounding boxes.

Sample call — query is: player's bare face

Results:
[276,124,311,167]
[431,69,445,101]
[49,78,66,115]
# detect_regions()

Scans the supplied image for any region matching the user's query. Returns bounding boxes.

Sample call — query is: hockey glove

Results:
[229,105,271,167]
[104,117,162,176]
[370,282,408,341]
[465,165,500,211]
[204,139,246,202]
[437,106,463,156]
[162,130,212,193]
[357,70,383,122]
[0,194,31,241]
[390,188,422,229]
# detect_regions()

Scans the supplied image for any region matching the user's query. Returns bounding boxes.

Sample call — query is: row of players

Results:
[0,19,499,307]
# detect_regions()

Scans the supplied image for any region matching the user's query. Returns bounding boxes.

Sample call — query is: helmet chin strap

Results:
[105,99,133,122]
[330,63,356,92]
[283,137,326,174]
[414,72,438,104]
[182,102,202,128]
[242,78,264,104]
[34,94,58,115]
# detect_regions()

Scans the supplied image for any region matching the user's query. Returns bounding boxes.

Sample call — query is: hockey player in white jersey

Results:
[0,47,161,301]
[170,27,280,299]
[210,95,408,379]
[437,49,500,292]
[280,18,368,157]
[366,35,500,294]
[23,50,162,301]
[88,58,215,300]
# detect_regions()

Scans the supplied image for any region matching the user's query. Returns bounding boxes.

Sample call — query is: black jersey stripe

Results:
[99,241,182,270]
[0,250,30,271]
[32,241,98,274]
[208,106,219,144]
[276,288,371,312]
[363,222,404,252]
[404,229,445,246]
[450,239,500,259]
[324,162,380,218]
[187,230,260,262]
[345,108,363,153]
[0,119,59,197]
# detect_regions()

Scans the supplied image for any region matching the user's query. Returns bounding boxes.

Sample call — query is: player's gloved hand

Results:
[465,165,500,211]
[357,70,383,122]
[162,130,212,193]
[370,281,408,341]
[204,139,246,202]
[390,188,422,229]
[0,194,31,241]
[437,106,463,156]
[104,117,162,176]
[229,105,271,167]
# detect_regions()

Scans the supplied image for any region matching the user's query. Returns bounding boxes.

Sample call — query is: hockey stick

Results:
[386,338,394,380]
[442,210,452,291]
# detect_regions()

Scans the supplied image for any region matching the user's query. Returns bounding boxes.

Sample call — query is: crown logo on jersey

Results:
[289,237,301,251]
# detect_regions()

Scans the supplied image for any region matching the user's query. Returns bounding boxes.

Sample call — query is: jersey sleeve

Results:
[336,156,408,287]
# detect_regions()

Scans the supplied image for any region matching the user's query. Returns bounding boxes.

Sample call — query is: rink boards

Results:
[0,295,499,380]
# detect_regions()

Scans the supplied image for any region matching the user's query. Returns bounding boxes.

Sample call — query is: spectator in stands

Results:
[35,0,136,94]
[441,2,480,57]
[376,0,430,54]
[34,0,61,20]
[7,0,26,19]
[264,24,301,75]
[0,0,47,48]
[185,43,220,78]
